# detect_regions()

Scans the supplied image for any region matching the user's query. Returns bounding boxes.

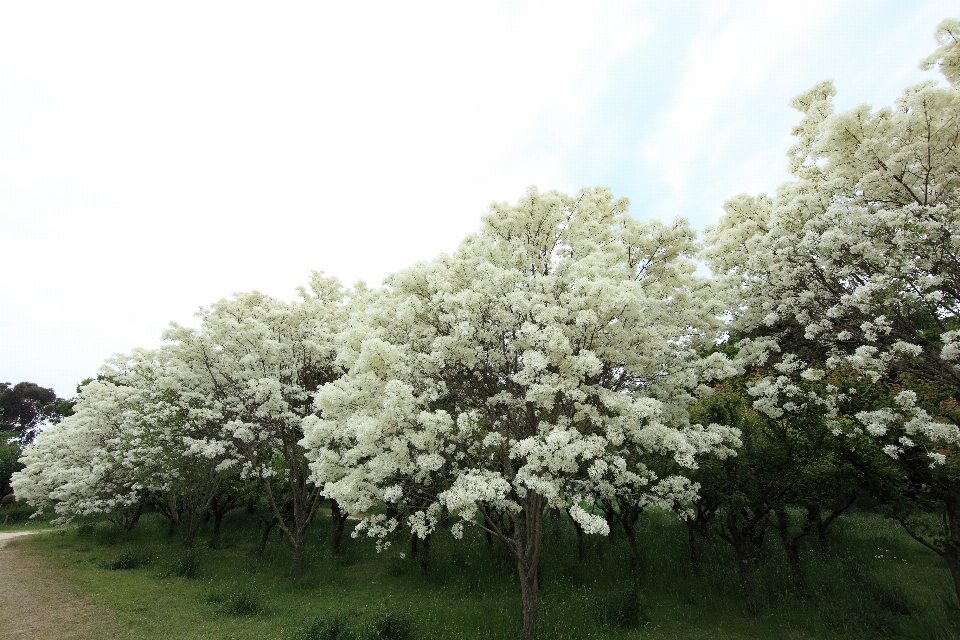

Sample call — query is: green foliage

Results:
[157,550,202,578]
[102,550,144,570]
[0,499,36,524]
[0,381,65,446]
[365,609,416,640]
[293,614,354,640]
[203,587,265,617]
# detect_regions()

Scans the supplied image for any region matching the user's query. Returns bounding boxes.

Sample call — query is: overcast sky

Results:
[3,1,958,398]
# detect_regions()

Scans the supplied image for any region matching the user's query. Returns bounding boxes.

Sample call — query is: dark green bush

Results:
[294,613,353,640]
[366,610,415,640]
[157,550,201,578]
[0,501,35,524]
[102,550,142,570]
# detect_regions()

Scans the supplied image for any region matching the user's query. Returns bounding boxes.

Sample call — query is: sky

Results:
[2,1,958,398]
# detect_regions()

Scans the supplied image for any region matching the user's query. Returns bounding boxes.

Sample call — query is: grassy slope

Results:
[14,508,960,640]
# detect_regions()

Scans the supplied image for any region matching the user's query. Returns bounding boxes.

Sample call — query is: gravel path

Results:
[0,531,120,639]
[0,530,44,548]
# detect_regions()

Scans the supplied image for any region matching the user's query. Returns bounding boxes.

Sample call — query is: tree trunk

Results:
[572,516,585,563]
[687,521,699,569]
[290,536,306,577]
[518,558,540,635]
[516,495,545,634]
[258,517,278,556]
[213,509,225,539]
[418,532,432,575]
[726,510,758,613]
[775,507,804,592]
[624,521,640,585]
[331,500,348,555]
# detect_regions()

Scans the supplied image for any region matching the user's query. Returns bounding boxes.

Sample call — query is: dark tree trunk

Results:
[418,532,432,575]
[258,517,278,556]
[518,555,541,636]
[725,510,758,613]
[686,520,699,569]
[516,495,545,634]
[291,539,306,577]
[624,520,641,585]
[331,500,349,555]
[572,516,585,564]
[775,507,804,592]
[213,510,225,539]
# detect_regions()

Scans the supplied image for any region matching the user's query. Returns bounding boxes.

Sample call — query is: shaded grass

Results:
[18,506,960,639]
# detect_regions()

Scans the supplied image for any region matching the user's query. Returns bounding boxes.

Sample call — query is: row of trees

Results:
[11,18,960,633]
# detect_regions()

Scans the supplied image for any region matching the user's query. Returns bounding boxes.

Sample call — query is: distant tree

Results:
[0,381,73,498]
[0,381,62,446]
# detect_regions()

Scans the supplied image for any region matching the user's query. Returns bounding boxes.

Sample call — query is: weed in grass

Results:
[385,555,409,577]
[101,550,143,570]
[293,613,354,640]
[204,586,265,617]
[366,609,416,640]
[157,550,202,578]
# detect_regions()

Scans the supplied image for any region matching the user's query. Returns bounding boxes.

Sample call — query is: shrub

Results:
[204,587,264,617]
[157,550,201,578]
[294,613,353,640]
[366,610,415,640]
[0,501,35,524]
[102,550,142,570]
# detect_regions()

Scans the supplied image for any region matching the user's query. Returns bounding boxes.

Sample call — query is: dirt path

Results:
[0,531,120,640]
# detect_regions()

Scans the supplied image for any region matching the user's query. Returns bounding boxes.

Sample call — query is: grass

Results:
[15,506,960,639]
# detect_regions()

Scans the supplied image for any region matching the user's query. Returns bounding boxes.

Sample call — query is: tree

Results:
[11,361,167,529]
[11,350,243,543]
[0,381,63,446]
[304,187,738,633]
[702,18,960,604]
[164,274,346,575]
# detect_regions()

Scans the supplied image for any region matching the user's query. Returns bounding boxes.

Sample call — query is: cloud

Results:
[640,0,838,215]
[0,1,654,395]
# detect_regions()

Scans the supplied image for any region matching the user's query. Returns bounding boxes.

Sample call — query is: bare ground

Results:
[0,532,121,640]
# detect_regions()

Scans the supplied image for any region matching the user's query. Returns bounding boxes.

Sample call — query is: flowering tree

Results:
[304,187,738,633]
[12,349,241,546]
[703,19,960,604]
[12,351,176,530]
[164,274,345,575]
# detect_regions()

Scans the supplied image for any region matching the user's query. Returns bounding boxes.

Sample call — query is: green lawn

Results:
[12,507,960,639]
